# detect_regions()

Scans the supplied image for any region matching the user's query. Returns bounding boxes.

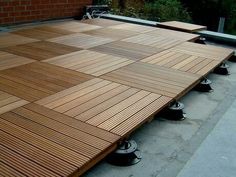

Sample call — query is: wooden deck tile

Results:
[158,21,207,32]
[91,41,161,61]
[145,28,200,41]
[0,33,38,48]
[12,26,75,40]
[2,41,80,61]
[50,21,102,32]
[170,42,234,61]
[83,27,140,40]
[48,33,114,49]
[44,50,134,76]
[0,103,120,176]
[81,18,124,27]
[101,62,200,98]
[141,50,222,76]
[122,34,184,50]
[109,23,156,33]
[36,78,172,136]
[0,62,93,101]
[0,91,29,114]
[0,51,35,70]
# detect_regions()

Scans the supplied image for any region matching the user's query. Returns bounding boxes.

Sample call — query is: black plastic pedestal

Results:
[195,37,206,44]
[214,63,230,75]
[107,140,141,166]
[195,78,213,92]
[161,101,186,121]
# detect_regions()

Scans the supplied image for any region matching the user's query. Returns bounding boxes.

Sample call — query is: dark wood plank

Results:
[0,62,93,101]
[2,41,81,61]
[91,41,161,61]
[12,26,74,40]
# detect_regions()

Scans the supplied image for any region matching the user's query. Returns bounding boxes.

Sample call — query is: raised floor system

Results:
[0,18,234,176]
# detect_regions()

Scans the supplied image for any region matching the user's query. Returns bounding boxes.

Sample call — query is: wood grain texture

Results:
[145,28,200,41]
[122,34,184,50]
[170,42,234,61]
[0,103,120,176]
[12,26,74,40]
[0,51,35,70]
[81,18,124,27]
[36,78,172,136]
[141,50,221,76]
[0,18,234,177]
[3,41,80,61]
[0,91,29,114]
[49,21,102,32]
[48,33,114,49]
[101,62,200,98]
[109,23,156,33]
[45,50,134,76]
[0,33,38,48]
[91,41,161,61]
[83,27,140,40]
[158,21,207,32]
[0,62,93,101]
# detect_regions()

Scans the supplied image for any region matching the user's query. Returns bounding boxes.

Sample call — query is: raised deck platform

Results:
[0,18,234,176]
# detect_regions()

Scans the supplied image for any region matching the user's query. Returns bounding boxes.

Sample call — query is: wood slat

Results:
[2,41,80,61]
[12,26,74,40]
[0,91,29,114]
[101,62,200,98]
[158,21,207,32]
[36,78,173,136]
[170,42,234,61]
[48,33,114,49]
[0,33,38,48]
[91,41,161,61]
[45,50,134,76]
[0,51,35,71]
[109,23,156,33]
[83,27,139,40]
[141,50,223,76]
[50,21,102,32]
[0,62,93,101]
[81,18,124,27]
[146,28,200,41]
[0,145,59,177]
[122,34,184,50]
[111,96,171,136]
[0,161,26,177]
[0,118,90,167]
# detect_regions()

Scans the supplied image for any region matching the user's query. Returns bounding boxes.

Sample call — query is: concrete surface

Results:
[177,99,236,177]
[83,57,236,177]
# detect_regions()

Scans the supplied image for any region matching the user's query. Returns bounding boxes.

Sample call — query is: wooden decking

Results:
[157,21,207,32]
[0,18,234,176]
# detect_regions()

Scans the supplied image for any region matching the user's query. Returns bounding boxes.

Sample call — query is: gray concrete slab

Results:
[177,99,236,177]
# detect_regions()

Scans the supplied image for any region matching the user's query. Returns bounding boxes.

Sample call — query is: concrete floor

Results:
[83,49,236,177]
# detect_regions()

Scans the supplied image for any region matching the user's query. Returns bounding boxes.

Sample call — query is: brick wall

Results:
[0,0,92,25]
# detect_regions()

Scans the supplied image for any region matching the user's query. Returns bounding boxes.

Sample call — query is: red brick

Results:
[15,16,27,22]
[9,12,21,16]
[0,2,9,6]
[0,0,93,25]
[21,11,30,16]
[31,10,41,15]
[40,0,51,4]
[0,13,8,18]
[9,1,20,6]
[21,0,31,5]
[14,6,26,11]
[3,6,14,12]
[26,5,37,10]
[3,17,14,23]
